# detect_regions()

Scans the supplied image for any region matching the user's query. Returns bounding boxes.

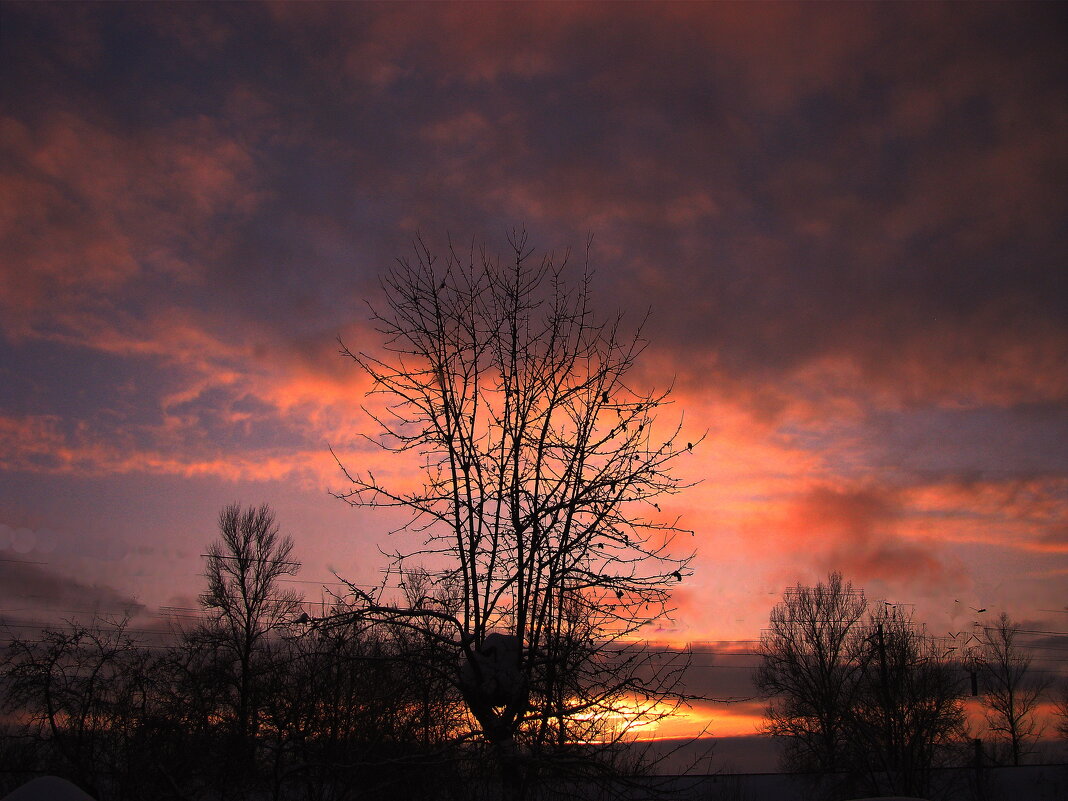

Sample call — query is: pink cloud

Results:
[0,411,339,484]
[731,481,966,596]
[906,477,1068,554]
[0,109,265,342]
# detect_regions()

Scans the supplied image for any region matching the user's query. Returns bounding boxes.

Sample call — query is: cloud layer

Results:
[1,2,1065,656]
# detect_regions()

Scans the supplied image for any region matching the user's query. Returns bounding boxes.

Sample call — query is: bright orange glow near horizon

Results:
[636,702,765,742]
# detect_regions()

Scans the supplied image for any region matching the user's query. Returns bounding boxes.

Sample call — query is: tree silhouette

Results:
[847,605,965,798]
[331,231,697,793]
[198,503,303,771]
[0,619,141,799]
[1055,681,1068,740]
[757,576,966,798]
[755,572,867,774]
[979,612,1051,765]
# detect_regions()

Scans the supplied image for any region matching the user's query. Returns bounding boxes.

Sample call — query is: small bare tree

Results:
[979,613,1051,765]
[847,606,965,798]
[1055,681,1068,740]
[0,617,146,799]
[755,572,868,774]
[199,503,303,765]
[757,578,966,798]
[331,232,697,793]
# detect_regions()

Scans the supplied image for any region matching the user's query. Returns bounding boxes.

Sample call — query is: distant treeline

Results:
[754,572,1068,800]
[0,597,484,800]
[0,505,657,801]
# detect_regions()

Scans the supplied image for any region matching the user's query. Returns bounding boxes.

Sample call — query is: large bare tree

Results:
[331,231,698,790]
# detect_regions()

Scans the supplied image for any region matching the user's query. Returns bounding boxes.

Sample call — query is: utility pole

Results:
[875,620,896,792]
[973,736,988,801]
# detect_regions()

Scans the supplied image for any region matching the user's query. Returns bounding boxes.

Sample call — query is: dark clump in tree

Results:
[330,231,699,795]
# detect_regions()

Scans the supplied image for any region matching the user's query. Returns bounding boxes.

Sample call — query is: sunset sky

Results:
[1,2,1066,745]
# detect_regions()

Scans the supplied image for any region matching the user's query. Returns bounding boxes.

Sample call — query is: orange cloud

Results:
[905,477,1068,554]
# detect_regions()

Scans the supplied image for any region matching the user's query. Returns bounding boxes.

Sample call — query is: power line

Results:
[199,553,301,567]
